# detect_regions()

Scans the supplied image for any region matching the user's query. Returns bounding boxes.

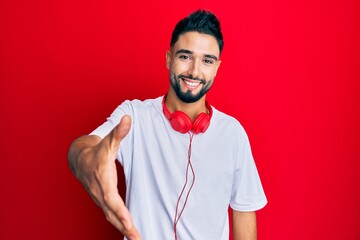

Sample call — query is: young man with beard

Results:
[68,10,267,240]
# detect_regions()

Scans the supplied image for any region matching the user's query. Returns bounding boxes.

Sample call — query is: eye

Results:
[179,55,190,60]
[203,59,214,64]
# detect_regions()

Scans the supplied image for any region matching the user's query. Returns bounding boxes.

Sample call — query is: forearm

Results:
[232,210,257,240]
[67,135,101,177]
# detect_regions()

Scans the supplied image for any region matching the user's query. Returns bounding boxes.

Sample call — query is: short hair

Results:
[170,10,224,54]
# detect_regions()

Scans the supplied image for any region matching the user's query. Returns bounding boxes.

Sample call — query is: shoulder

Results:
[117,96,163,114]
[211,106,247,136]
[121,96,162,107]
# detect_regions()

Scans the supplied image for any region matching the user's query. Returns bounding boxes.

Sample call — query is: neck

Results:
[165,88,208,122]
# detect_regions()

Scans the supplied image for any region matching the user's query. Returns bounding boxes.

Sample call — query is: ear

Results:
[214,60,222,77]
[166,51,172,70]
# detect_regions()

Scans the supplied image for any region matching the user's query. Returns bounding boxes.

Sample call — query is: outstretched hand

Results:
[73,115,141,239]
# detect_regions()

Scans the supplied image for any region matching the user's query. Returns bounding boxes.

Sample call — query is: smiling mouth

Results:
[181,78,202,89]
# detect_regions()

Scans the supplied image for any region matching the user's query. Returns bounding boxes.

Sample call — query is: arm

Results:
[68,115,141,240]
[232,210,257,240]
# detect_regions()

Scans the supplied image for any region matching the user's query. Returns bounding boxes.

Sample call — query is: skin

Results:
[165,31,221,120]
[68,31,257,239]
[68,116,141,239]
[233,211,257,240]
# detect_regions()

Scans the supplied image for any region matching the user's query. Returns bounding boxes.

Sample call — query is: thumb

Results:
[108,115,132,149]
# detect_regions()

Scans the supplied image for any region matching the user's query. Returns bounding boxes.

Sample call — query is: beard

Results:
[169,72,213,103]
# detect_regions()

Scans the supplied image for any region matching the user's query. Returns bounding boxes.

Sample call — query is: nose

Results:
[188,60,200,78]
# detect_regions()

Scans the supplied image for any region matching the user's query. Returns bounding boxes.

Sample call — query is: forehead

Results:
[172,31,220,57]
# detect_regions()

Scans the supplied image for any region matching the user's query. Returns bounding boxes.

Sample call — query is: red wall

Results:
[1,0,359,239]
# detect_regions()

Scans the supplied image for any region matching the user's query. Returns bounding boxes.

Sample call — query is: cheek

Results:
[172,60,190,73]
[203,68,217,80]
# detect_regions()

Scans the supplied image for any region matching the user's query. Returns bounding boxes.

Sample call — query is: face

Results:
[166,31,221,103]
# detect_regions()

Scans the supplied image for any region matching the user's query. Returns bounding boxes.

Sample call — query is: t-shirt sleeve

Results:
[230,126,267,212]
[90,101,130,138]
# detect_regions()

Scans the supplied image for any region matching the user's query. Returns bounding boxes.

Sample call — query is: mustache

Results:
[178,74,206,84]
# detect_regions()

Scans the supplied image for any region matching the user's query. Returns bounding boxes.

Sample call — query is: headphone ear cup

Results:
[170,111,193,134]
[192,112,211,134]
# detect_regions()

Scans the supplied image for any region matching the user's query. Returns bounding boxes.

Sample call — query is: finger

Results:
[124,227,141,240]
[103,191,139,237]
[97,166,135,233]
[103,204,141,239]
[103,190,130,228]
[102,204,128,233]
[108,115,132,149]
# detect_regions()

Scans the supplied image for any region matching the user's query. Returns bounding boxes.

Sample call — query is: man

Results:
[68,10,267,240]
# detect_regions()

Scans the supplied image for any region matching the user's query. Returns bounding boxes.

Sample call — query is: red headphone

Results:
[162,96,213,134]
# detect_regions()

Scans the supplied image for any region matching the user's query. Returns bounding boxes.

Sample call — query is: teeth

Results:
[184,80,200,88]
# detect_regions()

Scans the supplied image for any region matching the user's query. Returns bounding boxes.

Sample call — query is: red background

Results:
[1,0,359,239]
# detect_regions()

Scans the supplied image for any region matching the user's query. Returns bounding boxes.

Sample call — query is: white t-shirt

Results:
[91,96,267,240]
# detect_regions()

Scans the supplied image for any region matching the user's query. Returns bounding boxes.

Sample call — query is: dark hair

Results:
[170,10,224,54]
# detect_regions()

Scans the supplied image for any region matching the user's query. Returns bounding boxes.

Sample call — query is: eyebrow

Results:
[175,49,218,61]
